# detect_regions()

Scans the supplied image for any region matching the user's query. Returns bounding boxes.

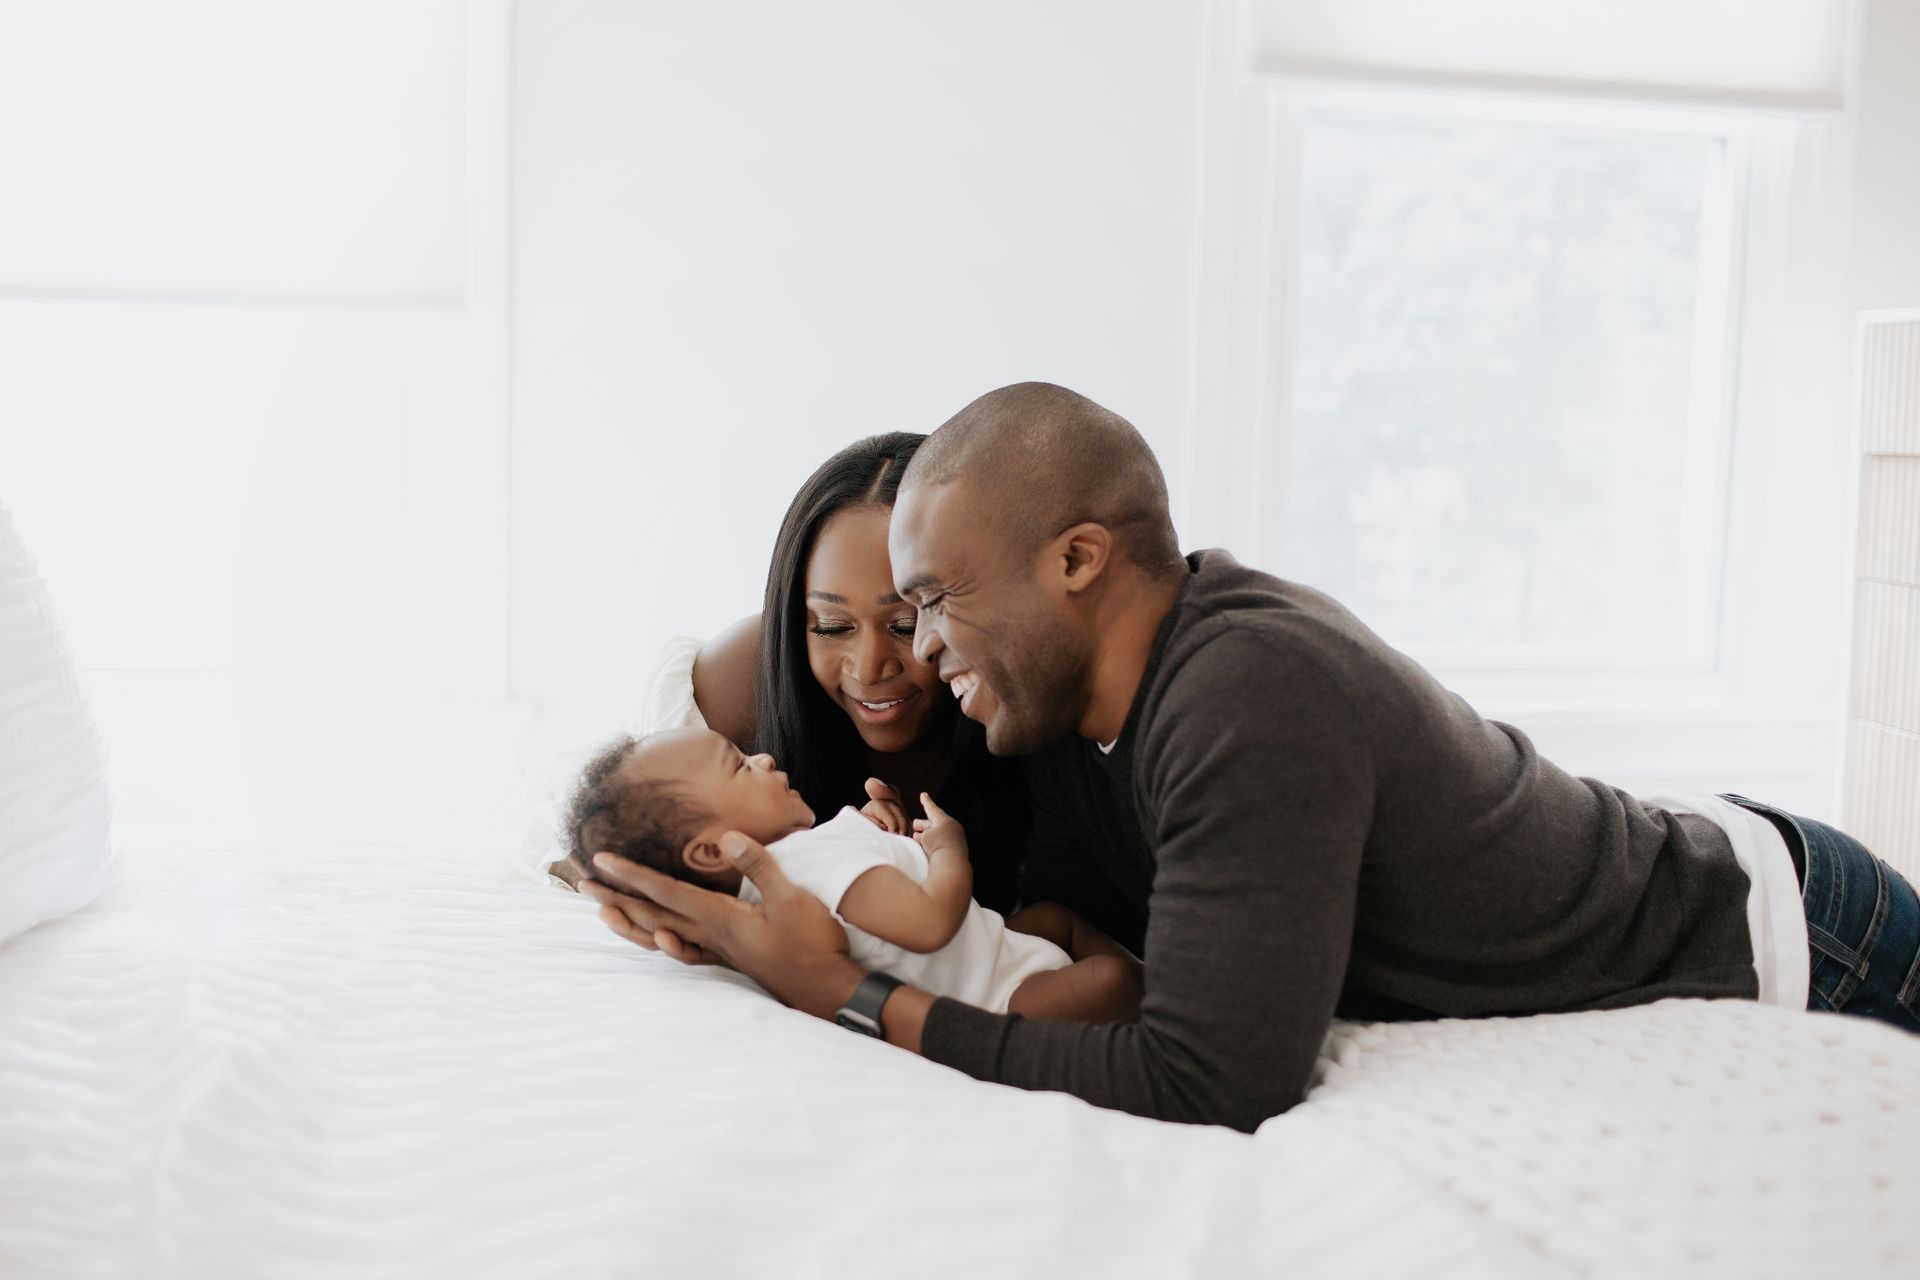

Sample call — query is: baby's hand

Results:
[858,778,908,835]
[911,792,968,862]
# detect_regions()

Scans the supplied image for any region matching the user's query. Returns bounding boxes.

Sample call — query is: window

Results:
[1277,95,1738,666]
[1183,2,1855,807]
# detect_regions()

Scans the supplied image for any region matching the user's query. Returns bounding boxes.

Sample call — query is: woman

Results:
[599,432,1026,911]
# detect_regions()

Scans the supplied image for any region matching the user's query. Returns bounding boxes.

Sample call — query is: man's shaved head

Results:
[889,383,1187,755]
[901,382,1183,577]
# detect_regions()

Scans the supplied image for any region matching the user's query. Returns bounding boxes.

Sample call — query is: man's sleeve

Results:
[920,628,1375,1132]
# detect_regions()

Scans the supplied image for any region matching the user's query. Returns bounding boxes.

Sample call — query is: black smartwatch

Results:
[833,972,903,1038]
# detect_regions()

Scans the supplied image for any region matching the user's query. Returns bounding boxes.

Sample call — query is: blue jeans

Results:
[1725,795,1920,1032]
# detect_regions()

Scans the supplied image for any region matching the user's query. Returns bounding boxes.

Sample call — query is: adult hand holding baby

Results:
[576,836,867,1020]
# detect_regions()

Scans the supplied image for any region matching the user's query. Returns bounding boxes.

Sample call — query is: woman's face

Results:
[804,504,949,755]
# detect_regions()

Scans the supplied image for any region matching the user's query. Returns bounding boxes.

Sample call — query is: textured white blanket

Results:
[2,845,1915,1278]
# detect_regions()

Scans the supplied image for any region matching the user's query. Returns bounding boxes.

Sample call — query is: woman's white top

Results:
[639,635,709,734]
[523,636,710,884]
[740,807,1070,1014]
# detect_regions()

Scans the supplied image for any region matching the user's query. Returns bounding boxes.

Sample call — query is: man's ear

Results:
[1051,522,1113,596]
[681,836,729,878]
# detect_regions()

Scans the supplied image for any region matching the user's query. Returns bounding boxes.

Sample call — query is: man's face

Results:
[888,481,1089,756]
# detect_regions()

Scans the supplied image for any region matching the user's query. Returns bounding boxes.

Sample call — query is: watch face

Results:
[834,1008,883,1037]
[836,972,900,1038]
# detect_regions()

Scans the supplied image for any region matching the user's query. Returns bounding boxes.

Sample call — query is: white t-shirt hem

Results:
[1646,793,1810,1010]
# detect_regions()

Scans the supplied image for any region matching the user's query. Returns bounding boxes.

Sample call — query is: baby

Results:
[565,726,1142,1021]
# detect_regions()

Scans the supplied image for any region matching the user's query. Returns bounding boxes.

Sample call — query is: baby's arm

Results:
[835,793,972,954]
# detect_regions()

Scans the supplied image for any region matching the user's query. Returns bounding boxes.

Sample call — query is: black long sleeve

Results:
[925,627,1371,1132]
[919,550,1754,1131]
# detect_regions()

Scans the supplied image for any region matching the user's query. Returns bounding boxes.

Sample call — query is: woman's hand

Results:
[573,835,866,1018]
[858,777,908,834]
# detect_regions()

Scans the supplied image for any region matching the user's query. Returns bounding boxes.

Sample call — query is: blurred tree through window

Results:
[1282,107,1724,662]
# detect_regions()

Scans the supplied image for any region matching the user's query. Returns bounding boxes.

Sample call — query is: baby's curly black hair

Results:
[563,734,710,883]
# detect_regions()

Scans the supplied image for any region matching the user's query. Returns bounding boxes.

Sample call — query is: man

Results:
[578,382,1920,1133]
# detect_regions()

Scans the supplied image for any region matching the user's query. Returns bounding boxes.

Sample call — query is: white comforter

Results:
[2,844,1916,1279]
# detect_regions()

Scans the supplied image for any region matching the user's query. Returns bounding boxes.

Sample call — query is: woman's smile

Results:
[804,505,950,751]
[847,686,920,724]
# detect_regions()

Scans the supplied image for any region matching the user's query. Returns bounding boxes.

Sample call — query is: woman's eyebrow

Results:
[805,589,905,605]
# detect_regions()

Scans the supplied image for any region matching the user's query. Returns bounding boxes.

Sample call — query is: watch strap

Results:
[833,971,903,1038]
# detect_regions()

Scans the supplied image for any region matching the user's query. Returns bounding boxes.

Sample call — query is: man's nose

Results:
[747,753,775,771]
[912,611,943,666]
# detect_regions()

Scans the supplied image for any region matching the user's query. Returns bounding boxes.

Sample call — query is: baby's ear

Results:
[681,836,729,878]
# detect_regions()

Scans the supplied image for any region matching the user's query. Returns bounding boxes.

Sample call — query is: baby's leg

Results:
[1006,901,1138,964]
[1005,901,1078,952]
[1007,955,1143,1024]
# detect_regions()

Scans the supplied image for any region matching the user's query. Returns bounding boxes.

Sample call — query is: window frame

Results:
[1180,31,1855,721]
[1269,85,1748,673]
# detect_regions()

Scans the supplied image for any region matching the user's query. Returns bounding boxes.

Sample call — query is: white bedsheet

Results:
[2,844,1916,1278]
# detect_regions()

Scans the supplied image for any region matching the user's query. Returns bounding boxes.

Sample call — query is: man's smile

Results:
[945,670,982,715]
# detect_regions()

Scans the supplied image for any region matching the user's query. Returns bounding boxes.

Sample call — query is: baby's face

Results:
[630,727,815,846]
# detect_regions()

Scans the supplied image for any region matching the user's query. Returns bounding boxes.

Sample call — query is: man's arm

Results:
[579,629,1373,1132]
[915,629,1374,1131]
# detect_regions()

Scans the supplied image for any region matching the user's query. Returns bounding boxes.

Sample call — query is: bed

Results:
[2,842,1916,1278]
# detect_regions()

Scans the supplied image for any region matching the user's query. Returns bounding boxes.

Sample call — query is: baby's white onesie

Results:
[736,807,1070,1013]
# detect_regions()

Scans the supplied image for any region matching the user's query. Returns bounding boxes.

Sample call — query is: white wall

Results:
[0,2,514,859]
[508,1,1207,765]
[8,1,1910,859]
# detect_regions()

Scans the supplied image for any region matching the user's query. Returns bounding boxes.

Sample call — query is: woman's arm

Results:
[691,612,761,747]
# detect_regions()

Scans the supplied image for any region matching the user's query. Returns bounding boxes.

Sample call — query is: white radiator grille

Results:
[1845,317,1920,880]
[1860,321,1920,454]
[1854,456,1920,584]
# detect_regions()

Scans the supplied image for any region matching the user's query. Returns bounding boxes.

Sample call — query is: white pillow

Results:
[0,502,115,943]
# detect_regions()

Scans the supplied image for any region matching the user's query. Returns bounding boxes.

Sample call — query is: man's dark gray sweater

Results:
[920,549,1756,1132]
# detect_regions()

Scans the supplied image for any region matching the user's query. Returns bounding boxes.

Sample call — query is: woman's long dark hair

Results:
[751,432,976,816]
